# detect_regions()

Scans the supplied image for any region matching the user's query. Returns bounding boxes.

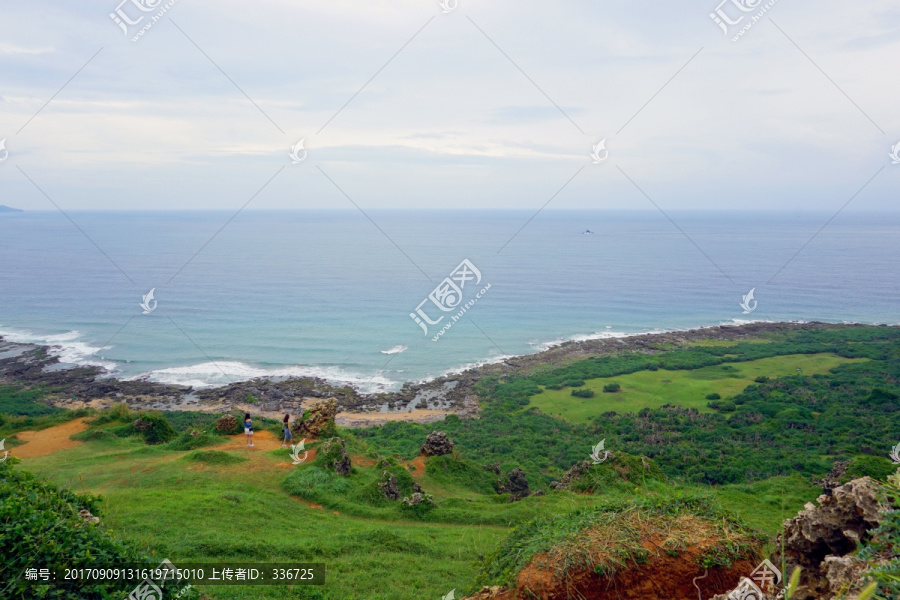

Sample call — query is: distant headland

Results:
[0,205,23,213]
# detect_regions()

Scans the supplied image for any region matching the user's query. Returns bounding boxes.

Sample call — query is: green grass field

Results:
[17,420,819,600]
[529,353,866,423]
[9,326,900,599]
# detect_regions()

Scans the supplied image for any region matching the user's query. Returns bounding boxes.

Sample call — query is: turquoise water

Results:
[1,210,897,391]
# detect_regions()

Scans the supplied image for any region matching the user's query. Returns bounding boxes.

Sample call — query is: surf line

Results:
[431,283,492,342]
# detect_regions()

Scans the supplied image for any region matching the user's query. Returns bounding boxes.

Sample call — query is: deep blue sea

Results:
[1,210,897,392]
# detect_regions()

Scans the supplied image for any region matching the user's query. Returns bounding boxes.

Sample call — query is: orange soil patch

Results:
[218,430,284,451]
[407,455,427,477]
[501,513,761,600]
[10,418,89,459]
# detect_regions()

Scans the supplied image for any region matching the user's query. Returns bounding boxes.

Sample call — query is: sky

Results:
[0,0,898,211]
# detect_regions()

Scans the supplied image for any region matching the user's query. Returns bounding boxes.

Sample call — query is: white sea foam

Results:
[0,327,117,371]
[380,345,408,355]
[133,361,400,394]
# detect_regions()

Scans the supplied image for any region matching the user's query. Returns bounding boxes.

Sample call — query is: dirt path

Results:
[10,418,89,458]
[218,430,285,451]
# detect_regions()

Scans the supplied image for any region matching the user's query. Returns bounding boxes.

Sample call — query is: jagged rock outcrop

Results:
[402,492,434,507]
[484,462,501,476]
[497,467,531,501]
[215,414,238,433]
[78,509,100,524]
[293,398,337,437]
[461,586,506,599]
[379,471,400,501]
[420,431,455,456]
[813,460,850,494]
[550,459,593,490]
[770,477,886,599]
[318,437,351,476]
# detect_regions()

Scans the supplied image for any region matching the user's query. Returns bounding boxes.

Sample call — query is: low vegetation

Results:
[2,325,899,598]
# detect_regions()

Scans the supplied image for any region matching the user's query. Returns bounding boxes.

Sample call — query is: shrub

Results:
[0,461,146,599]
[754,376,769,383]
[562,379,585,388]
[708,400,736,412]
[132,412,176,445]
[571,388,595,398]
[602,383,621,393]
[706,393,722,400]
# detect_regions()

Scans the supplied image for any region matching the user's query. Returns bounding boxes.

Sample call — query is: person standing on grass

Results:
[244,413,253,447]
[282,413,293,447]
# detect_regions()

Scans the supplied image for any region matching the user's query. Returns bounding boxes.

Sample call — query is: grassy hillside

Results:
[3,324,900,599]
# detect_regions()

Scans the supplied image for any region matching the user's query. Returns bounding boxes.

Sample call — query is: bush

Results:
[132,412,177,445]
[708,400,736,412]
[754,376,769,383]
[0,461,146,599]
[602,383,621,393]
[562,379,585,388]
[706,393,722,400]
[571,388,595,398]
[215,413,242,435]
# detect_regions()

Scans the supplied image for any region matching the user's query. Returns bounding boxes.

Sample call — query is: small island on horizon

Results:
[0,205,23,213]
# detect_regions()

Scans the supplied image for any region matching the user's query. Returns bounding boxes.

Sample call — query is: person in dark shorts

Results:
[244,413,253,447]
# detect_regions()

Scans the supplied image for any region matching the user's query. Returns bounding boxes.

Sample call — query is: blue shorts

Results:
[284,429,293,439]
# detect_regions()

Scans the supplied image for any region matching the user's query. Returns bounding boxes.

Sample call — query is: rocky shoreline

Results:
[0,321,883,425]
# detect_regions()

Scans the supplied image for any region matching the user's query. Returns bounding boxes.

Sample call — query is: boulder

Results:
[420,431,455,457]
[497,467,530,501]
[294,398,337,437]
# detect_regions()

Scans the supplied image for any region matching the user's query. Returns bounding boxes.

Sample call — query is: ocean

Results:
[1,210,897,392]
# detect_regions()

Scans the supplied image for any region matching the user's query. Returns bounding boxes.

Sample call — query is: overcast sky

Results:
[1,0,898,211]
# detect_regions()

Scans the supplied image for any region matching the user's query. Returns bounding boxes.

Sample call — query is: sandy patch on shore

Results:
[335,408,450,427]
[11,418,89,458]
